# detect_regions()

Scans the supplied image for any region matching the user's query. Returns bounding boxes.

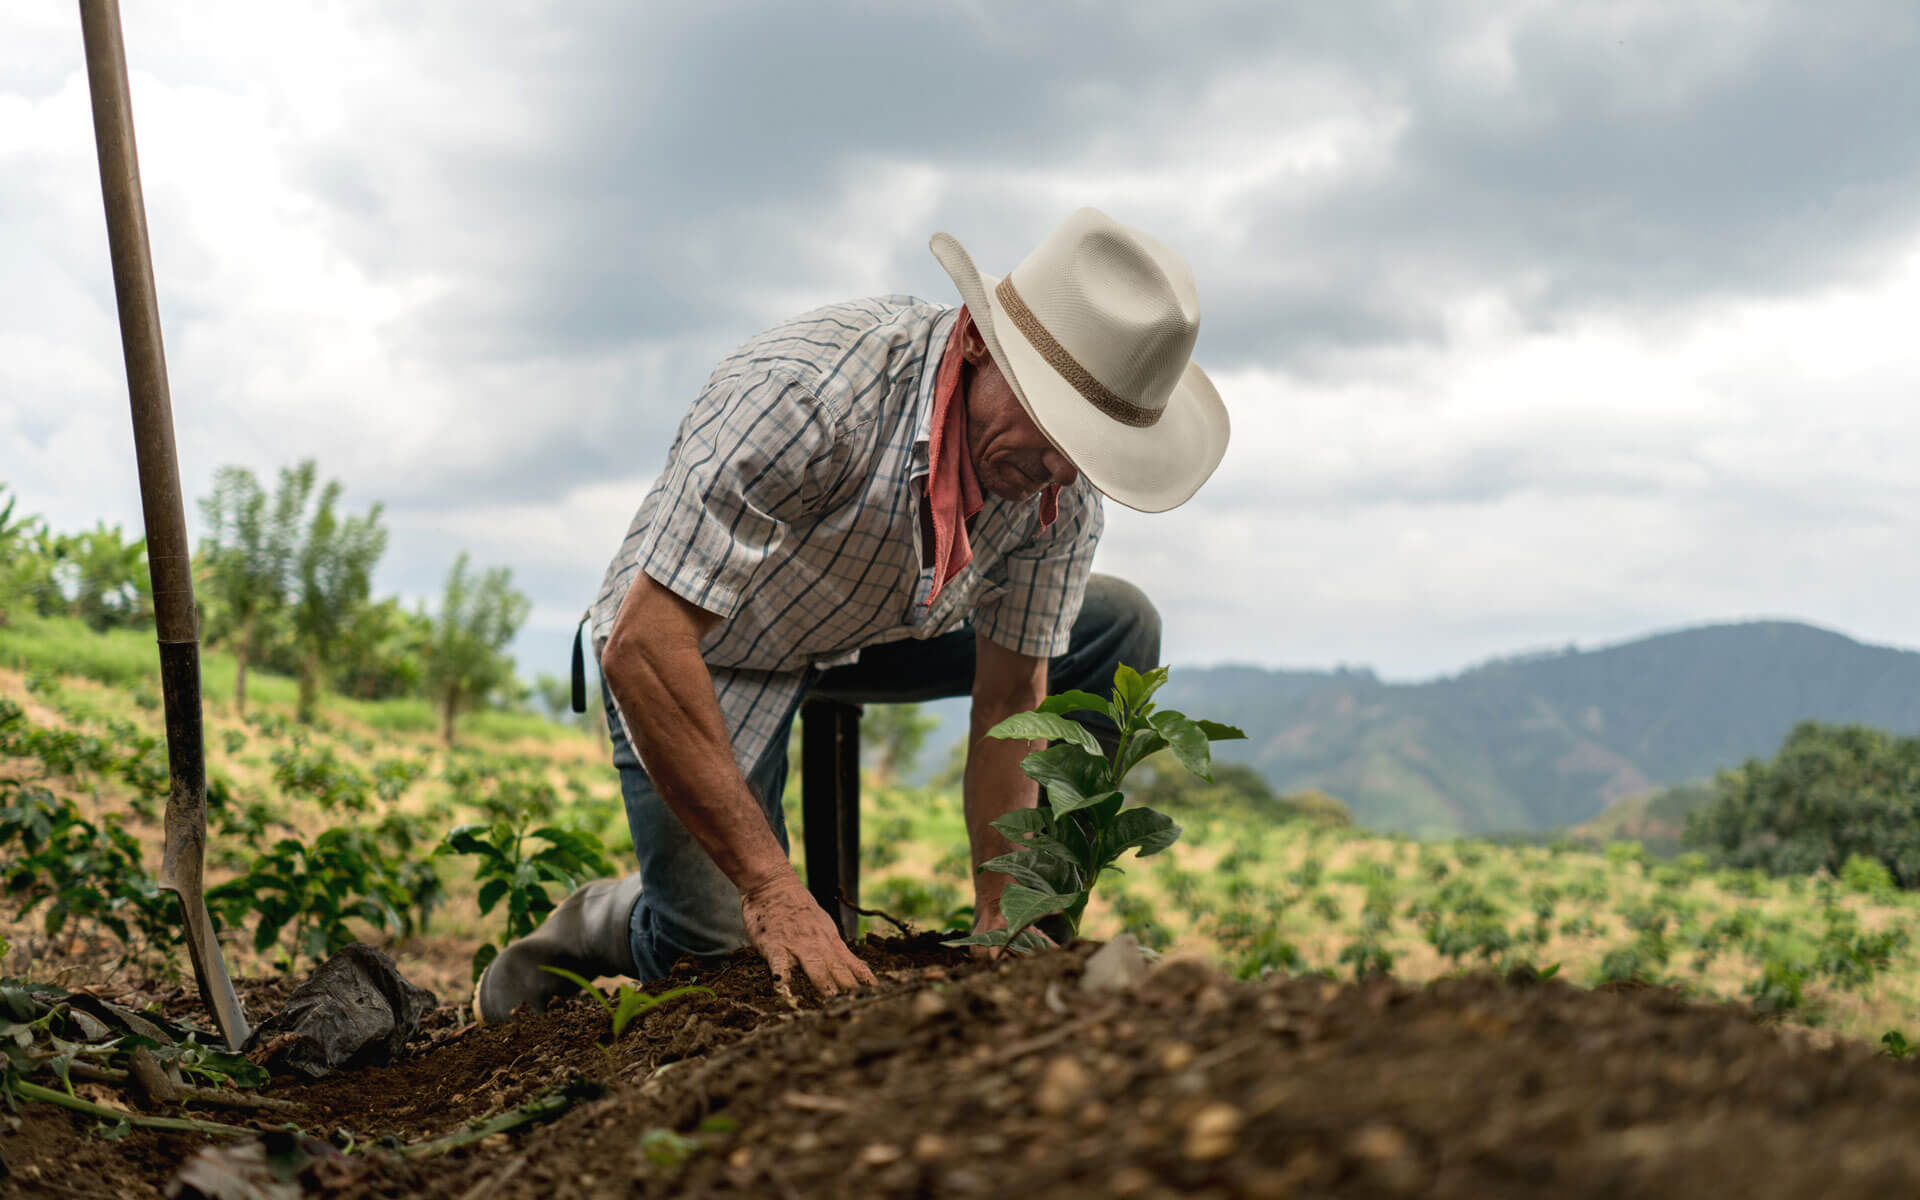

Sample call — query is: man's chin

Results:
[985,477,1042,504]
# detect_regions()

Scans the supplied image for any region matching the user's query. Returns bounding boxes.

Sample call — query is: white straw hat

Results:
[930,207,1229,513]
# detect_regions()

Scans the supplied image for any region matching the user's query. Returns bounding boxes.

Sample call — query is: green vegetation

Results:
[439,773,618,980]
[425,553,532,746]
[10,473,1920,1055]
[947,664,1245,952]
[1686,722,1920,886]
[3,471,536,731]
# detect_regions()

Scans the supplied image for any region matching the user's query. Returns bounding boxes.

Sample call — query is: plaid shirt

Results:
[590,295,1104,775]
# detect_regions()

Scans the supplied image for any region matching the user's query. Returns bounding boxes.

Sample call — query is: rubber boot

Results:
[473,873,644,1023]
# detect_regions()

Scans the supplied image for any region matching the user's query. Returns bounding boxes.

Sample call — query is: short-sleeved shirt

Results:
[589,295,1104,776]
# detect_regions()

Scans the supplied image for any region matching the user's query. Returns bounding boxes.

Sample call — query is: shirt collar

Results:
[909,306,962,481]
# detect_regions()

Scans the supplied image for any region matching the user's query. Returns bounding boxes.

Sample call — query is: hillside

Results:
[1155,620,1920,835]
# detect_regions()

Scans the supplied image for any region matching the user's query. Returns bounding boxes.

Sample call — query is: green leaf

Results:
[252,917,286,954]
[1135,665,1169,707]
[1006,929,1053,953]
[1107,806,1182,859]
[440,825,507,863]
[539,965,610,1014]
[1000,884,1081,937]
[989,809,1081,867]
[1148,710,1212,782]
[1050,788,1120,818]
[984,711,1102,757]
[944,929,1011,949]
[1036,690,1114,720]
[611,985,711,1039]
[1194,719,1246,742]
[1019,743,1114,813]
[978,849,1081,894]
[471,942,499,984]
[1111,663,1145,713]
[476,877,510,915]
[1113,730,1166,786]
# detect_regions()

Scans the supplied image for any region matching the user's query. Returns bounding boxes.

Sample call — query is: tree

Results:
[862,703,938,788]
[424,553,530,746]
[1685,721,1920,886]
[198,465,306,715]
[35,522,151,632]
[288,467,387,723]
[331,597,433,700]
[0,485,46,626]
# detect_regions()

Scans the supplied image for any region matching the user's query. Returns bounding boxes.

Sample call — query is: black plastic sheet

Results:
[244,944,436,1079]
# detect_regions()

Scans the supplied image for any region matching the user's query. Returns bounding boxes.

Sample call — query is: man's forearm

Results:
[963,708,1042,911]
[600,628,792,898]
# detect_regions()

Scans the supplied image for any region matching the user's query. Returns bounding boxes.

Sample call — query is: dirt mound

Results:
[9,939,1920,1198]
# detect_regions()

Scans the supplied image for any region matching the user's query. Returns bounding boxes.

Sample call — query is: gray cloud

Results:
[11,0,1920,685]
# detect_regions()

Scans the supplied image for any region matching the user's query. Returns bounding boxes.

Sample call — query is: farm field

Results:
[6,622,1920,1196]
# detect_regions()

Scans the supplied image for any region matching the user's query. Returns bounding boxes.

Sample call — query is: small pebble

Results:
[913,1133,950,1160]
[1160,1042,1195,1072]
[859,1143,904,1167]
[1109,1165,1156,1196]
[1036,1056,1093,1117]
[1183,1102,1244,1160]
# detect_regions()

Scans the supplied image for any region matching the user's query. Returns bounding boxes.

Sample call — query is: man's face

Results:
[962,337,1079,503]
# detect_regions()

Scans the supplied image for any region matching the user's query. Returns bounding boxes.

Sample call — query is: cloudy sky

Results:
[6,1,1920,684]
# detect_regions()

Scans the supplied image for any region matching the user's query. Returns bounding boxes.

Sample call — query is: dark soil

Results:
[9,940,1920,1199]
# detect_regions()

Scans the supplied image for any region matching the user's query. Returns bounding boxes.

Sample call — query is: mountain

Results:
[1150,621,1920,836]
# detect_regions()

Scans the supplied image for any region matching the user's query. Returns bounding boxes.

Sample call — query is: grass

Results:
[0,614,562,744]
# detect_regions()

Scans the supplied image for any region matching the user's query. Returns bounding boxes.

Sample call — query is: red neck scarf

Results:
[924,307,1059,606]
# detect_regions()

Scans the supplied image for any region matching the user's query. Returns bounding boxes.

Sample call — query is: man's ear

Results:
[961,324,991,363]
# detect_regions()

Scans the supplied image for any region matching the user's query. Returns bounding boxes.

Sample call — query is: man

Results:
[475,207,1229,1020]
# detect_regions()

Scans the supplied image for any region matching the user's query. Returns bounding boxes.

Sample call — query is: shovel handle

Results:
[79,0,251,1052]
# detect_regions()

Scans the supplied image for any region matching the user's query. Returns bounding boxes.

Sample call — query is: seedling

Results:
[946,664,1244,952]
[538,967,712,1042]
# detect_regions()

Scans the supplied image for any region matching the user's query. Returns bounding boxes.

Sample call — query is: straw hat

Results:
[930,207,1228,513]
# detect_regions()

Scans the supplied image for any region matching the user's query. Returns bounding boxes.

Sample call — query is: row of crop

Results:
[0,693,620,981]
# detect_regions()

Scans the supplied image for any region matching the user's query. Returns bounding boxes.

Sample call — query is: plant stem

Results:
[11,1078,255,1137]
[400,1084,600,1158]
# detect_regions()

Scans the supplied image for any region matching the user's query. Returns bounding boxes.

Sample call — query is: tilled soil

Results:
[8,939,1920,1199]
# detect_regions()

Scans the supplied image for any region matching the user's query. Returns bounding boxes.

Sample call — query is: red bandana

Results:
[924,307,1059,606]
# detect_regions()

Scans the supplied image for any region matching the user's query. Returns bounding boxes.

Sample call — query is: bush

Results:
[1840,853,1896,898]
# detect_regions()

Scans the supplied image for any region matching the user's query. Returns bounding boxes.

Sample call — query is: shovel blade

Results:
[163,880,251,1052]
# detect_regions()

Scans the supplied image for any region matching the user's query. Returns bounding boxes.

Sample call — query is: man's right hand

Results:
[739,872,878,1001]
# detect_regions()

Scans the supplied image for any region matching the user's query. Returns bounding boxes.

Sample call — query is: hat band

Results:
[994,277,1163,428]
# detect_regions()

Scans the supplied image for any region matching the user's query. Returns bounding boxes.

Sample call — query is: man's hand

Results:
[966,889,1057,960]
[740,872,878,1001]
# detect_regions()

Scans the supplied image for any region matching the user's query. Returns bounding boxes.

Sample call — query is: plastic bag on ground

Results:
[244,944,437,1079]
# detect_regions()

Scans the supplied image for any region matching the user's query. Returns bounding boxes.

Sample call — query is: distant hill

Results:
[1149,621,1920,836]
[1568,781,1719,857]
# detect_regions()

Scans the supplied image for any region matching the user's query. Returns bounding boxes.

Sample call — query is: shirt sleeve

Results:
[630,367,844,620]
[972,478,1104,659]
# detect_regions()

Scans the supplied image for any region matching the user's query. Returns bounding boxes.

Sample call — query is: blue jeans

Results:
[604,574,1160,981]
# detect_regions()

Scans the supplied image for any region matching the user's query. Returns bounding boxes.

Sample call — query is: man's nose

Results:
[1039,448,1078,487]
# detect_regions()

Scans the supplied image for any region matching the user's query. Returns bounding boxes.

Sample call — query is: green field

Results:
[3,616,1915,1046]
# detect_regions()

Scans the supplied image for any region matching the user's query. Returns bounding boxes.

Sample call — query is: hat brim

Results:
[931,231,1229,514]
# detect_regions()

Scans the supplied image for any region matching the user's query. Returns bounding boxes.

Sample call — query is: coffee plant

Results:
[946,664,1243,952]
[438,776,618,979]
